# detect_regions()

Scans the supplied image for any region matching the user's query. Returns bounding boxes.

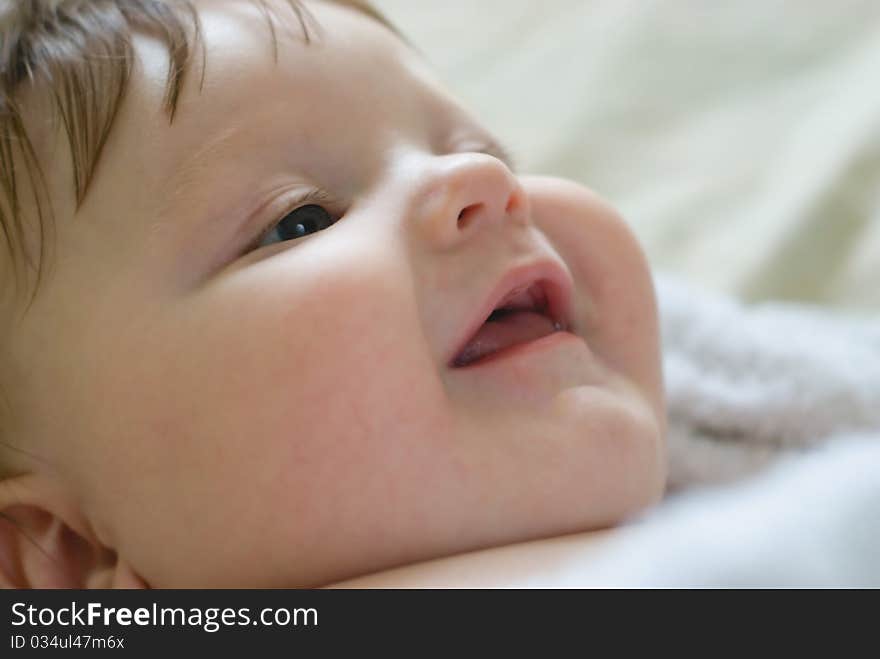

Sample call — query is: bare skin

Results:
[330,529,616,588]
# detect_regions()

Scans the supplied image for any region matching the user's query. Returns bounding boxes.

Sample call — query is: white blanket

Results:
[658,272,880,492]
[569,273,880,586]
[566,434,880,587]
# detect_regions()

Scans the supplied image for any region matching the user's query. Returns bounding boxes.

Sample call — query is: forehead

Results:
[154,0,453,156]
[122,0,466,216]
[190,0,425,98]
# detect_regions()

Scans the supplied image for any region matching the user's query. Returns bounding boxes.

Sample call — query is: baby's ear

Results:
[0,474,147,588]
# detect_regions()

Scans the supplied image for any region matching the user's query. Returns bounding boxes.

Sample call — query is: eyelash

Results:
[247,188,341,253]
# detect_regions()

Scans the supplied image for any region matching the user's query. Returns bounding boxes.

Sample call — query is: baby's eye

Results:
[258,204,338,248]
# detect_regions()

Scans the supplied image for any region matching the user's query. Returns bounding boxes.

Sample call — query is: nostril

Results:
[505,193,521,214]
[457,203,483,230]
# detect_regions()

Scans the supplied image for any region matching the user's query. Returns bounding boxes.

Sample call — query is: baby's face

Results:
[12,0,665,586]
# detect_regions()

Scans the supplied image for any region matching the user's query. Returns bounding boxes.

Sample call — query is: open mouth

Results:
[451,280,567,368]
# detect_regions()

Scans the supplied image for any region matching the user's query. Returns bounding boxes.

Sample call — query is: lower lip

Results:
[451,330,584,370]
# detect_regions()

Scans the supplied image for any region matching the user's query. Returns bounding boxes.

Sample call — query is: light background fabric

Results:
[373,0,880,310]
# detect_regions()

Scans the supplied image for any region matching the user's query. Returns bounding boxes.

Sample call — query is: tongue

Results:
[453,310,557,367]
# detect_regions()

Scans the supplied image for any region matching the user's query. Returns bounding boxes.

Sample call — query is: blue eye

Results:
[258,204,336,248]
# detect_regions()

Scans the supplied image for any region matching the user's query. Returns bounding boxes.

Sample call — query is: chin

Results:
[555,395,666,527]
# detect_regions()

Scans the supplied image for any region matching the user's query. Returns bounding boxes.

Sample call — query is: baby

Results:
[0,0,666,588]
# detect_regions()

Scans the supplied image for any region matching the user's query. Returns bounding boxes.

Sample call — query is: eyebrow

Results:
[158,121,247,224]
[164,127,516,213]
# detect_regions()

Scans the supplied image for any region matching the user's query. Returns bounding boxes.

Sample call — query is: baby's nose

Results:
[412,152,529,251]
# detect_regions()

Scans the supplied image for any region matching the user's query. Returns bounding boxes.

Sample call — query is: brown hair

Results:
[0,0,402,476]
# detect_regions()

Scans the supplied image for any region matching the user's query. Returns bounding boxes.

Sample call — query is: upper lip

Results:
[447,257,575,367]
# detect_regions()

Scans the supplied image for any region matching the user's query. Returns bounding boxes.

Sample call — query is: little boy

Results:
[0,0,665,588]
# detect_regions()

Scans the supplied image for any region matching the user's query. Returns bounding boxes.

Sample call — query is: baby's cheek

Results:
[524,176,663,420]
[222,268,452,502]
